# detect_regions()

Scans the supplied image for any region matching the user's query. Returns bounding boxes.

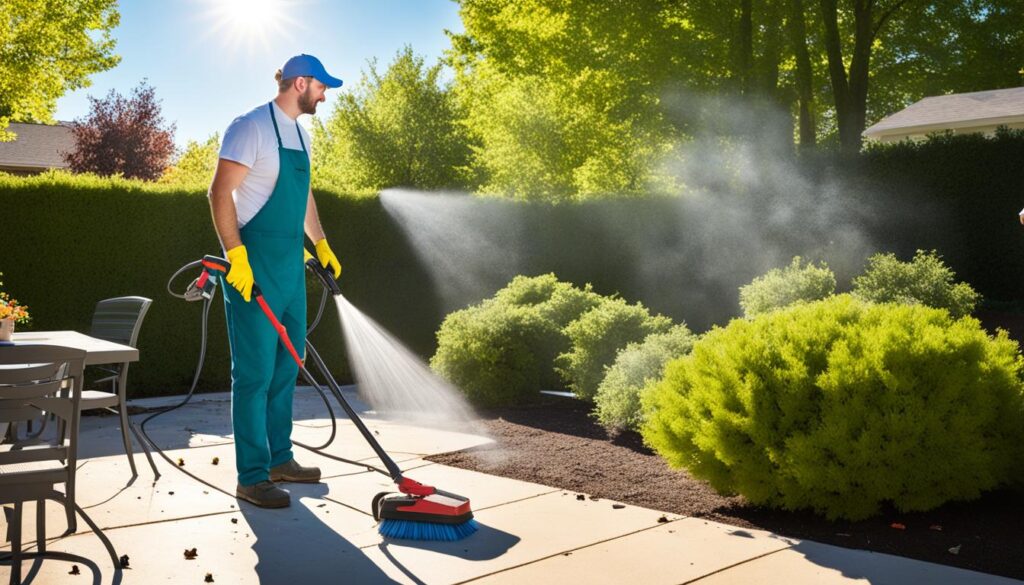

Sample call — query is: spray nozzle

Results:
[305,254,342,296]
[185,255,231,301]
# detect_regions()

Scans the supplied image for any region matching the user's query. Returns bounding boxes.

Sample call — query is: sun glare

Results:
[198,0,305,55]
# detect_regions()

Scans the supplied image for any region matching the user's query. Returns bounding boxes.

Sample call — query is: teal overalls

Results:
[223,103,309,487]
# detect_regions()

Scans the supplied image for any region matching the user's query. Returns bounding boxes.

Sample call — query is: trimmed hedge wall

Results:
[3,132,1023,394]
[1,172,440,396]
[853,129,1024,301]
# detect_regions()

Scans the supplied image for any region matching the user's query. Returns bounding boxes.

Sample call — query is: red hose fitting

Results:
[397,477,436,497]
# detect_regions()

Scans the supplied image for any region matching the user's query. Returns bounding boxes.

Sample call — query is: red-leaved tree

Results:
[64,81,176,180]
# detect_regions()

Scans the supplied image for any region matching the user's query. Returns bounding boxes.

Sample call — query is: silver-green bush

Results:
[852,249,981,318]
[593,324,697,431]
[556,297,673,401]
[738,257,835,317]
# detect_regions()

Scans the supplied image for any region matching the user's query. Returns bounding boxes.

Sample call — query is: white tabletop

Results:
[10,330,138,366]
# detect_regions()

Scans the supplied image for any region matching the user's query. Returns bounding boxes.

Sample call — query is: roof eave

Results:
[863,114,1024,138]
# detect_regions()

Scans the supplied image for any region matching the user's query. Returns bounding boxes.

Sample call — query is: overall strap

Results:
[295,122,307,154]
[267,102,283,148]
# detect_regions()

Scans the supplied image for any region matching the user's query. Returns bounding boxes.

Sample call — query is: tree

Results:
[0,0,120,141]
[160,133,220,186]
[312,46,470,192]
[446,0,1023,198]
[814,0,1024,152]
[817,0,904,152]
[866,0,1024,128]
[788,0,817,147]
[64,81,176,180]
[449,0,694,199]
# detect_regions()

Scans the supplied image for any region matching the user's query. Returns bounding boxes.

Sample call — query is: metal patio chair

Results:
[80,296,158,478]
[0,344,122,585]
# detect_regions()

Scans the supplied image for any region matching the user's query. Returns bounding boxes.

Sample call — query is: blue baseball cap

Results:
[281,54,343,88]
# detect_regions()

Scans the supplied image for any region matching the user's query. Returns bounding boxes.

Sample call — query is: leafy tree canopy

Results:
[0,0,120,141]
[312,46,470,192]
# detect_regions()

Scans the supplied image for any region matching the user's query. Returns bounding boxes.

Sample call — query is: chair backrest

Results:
[89,296,153,348]
[0,344,86,440]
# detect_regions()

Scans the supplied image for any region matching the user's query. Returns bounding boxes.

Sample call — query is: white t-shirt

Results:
[217,101,312,228]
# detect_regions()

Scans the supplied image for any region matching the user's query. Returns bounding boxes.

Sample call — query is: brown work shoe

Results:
[269,459,321,483]
[236,481,290,508]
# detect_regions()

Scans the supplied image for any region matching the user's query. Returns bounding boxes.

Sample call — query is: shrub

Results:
[852,249,981,318]
[593,324,697,431]
[557,297,674,402]
[739,256,835,317]
[641,295,1024,521]
[431,274,601,407]
[431,301,559,407]
[494,273,602,328]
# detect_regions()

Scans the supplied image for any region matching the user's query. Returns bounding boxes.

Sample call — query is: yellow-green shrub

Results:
[642,295,1024,520]
[431,274,601,406]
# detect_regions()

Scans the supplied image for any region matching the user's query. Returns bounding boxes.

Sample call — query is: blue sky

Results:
[54,0,464,149]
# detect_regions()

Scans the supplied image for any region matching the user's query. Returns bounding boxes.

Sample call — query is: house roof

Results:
[0,121,75,170]
[863,86,1024,138]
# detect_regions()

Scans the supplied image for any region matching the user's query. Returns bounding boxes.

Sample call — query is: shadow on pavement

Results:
[375,523,520,584]
[240,483,400,584]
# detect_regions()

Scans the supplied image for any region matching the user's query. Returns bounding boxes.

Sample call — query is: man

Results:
[208,54,343,508]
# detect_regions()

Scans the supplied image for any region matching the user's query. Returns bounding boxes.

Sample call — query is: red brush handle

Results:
[254,290,304,367]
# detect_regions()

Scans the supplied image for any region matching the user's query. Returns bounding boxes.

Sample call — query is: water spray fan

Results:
[203,255,478,541]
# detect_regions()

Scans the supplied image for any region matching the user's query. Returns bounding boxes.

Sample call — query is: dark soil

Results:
[426,309,1024,581]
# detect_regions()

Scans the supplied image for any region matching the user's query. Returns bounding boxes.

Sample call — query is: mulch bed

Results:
[426,311,1024,580]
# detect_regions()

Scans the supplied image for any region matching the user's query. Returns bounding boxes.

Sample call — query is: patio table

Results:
[9,330,138,365]
[3,330,139,440]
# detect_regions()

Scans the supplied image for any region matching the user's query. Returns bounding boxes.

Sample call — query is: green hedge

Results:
[4,131,1024,394]
[0,171,440,396]
[853,129,1024,301]
[642,295,1024,521]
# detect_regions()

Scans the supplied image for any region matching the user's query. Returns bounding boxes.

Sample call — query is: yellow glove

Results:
[314,238,342,279]
[303,248,314,264]
[225,245,254,302]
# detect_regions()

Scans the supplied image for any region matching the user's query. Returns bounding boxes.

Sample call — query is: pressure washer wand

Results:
[202,256,406,483]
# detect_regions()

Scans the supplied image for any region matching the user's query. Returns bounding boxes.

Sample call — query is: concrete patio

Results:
[2,386,1021,584]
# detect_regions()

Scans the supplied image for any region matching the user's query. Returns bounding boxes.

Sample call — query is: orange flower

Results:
[0,273,31,325]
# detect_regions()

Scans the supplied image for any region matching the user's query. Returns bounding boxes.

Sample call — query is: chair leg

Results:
[64,476,77,535]
[64,408,80,535]
[128,417,161,479]
[116,404,139,478]
[35,499,45,553]
[9,503,22,585]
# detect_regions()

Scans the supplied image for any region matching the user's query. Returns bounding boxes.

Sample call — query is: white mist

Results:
[333,292,487,437]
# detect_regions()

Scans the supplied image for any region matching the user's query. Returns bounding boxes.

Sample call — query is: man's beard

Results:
[298,87,318,115]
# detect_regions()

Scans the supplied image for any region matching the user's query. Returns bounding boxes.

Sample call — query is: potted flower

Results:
[0,272,30,342]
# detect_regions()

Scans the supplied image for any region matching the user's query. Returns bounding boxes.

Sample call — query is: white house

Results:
[0,121,75,175]
[862,86,1024,143]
